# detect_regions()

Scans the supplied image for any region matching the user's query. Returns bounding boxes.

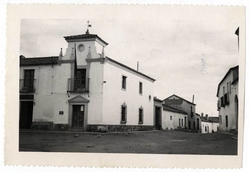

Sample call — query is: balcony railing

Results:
[19,79,36,93]
[67,78,89,93]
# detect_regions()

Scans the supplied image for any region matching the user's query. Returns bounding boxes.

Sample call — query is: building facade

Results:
[161,104,188,130]
[217,65,239,132]
[163,94,199,132]
[19,30,155,132]
[200,114,219,133]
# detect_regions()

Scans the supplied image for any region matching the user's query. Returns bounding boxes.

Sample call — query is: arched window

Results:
[121,103,127,124]
[139,106,143,124]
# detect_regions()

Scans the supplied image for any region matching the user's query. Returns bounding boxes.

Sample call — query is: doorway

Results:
[19,101,33,129]
[72,105,85,129]
[235,95,238,130]
[155,106,162,130]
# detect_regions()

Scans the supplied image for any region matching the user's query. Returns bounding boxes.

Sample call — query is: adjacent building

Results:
[200,113,219,133]
[161,104,188,130]
[217,65,239,132]
[19,29,156,132]
[163,94,199,132]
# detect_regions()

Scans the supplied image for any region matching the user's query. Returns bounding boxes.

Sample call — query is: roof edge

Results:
[163,94,196,105]
[105,57,155,82]
[216,65,239,97]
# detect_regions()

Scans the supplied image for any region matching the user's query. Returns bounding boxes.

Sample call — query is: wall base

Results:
[54,124,69,131]
[31,122,54,131]
[87,124,155,132]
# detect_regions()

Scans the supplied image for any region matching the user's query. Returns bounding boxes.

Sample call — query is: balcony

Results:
[19,79,36,93]
[67,78,89,93]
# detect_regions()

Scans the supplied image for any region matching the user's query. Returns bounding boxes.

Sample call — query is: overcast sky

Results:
[20,6,243,117]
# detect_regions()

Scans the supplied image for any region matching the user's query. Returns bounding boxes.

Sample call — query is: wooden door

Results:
[19,101,33,129]
[72,105,84,129]
[155,106,162,130]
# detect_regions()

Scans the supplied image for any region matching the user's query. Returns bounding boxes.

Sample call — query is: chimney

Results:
[192,95,194,103]
[206,114,208,120]
[137,62,139,71]
[201,113,204,117]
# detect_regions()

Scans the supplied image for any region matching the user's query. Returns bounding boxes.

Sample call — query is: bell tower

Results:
[63,21,108,66]
[61,21,109,94]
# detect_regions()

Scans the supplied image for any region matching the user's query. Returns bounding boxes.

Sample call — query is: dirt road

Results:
[19,130,237,155]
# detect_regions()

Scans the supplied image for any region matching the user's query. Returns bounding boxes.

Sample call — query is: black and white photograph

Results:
[4,4,246,168]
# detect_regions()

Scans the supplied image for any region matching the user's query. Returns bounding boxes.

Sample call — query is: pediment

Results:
[68,95,89,103]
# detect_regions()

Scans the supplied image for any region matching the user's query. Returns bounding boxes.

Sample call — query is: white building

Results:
[200,114,219,133]
[217,65,238,132]
[162,94,199,132]
[161,104,188,130]
[19,29,155,132]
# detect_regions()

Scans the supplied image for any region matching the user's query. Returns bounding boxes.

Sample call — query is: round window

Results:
[78,44,85,52]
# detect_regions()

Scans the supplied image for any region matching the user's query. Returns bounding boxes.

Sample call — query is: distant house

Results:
[200,114,219,133]
[216,65,239,132]
[162,94,199,132]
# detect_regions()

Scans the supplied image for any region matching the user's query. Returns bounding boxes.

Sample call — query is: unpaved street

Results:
[19,130,237,155]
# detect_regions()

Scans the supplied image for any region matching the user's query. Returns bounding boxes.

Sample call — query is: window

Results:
[138,107,143,124]
[122,76,127,90]
[23,69,35,92]
[139,82,143,94]
[226,115,228,127]
[179,119,181,126]
[121,103,127,124]
[170,116,172,120]
[181,119,183,127]
[74,69,86,91]
[223,86,225,95]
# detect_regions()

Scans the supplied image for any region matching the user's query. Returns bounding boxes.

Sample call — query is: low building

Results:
[162,104,188,130]
[216,65,239,132]
[163,94,198,132]
[200,114,219,133]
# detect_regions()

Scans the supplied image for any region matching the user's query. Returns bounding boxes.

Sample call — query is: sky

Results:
[20,6,243,117]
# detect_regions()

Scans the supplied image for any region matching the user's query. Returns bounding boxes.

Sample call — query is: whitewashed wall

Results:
[102,60,154,125]
[20,62,72,124]
[218,71,238,131]
[201,121,219,133]
[162,110,187,130]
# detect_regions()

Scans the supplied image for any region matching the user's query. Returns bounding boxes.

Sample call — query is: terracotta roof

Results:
[163,94,196,105]
[162,104,187,115]
[20,56,58,66]
[106,57,155,82]
[64,33,108,45]
[216,65,239,97]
